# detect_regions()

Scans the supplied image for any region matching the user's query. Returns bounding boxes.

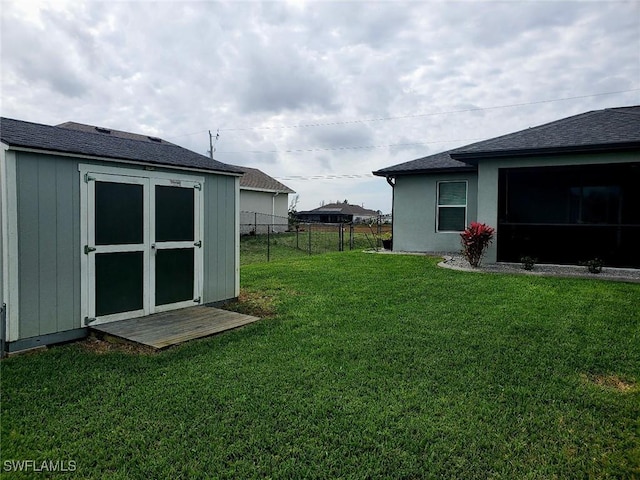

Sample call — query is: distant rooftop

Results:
[299,202,379,216]
[236,166,295,193]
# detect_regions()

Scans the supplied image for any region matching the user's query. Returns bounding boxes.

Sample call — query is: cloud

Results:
[2,0,638,213]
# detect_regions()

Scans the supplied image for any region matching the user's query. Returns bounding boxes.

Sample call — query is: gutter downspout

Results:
[386,176,395,251]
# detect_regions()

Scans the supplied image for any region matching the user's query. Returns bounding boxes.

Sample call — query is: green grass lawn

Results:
[2,252,639,479]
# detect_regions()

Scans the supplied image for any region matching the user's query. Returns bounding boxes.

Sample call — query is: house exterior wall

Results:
[8,150,238,348]
[475,151,640,263]
[392,172,478,253]
[240,189,289,233]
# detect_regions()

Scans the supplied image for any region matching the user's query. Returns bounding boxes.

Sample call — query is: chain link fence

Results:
[240,213,392,264]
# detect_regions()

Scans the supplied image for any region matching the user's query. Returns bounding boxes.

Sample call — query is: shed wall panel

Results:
[203,174,237,303]
[37,158,58,332]
[16,152,81,338]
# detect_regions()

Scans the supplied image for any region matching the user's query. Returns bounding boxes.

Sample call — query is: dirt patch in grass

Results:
[581,373,638,393]
[222,289,278,318]
[78,334,157,355]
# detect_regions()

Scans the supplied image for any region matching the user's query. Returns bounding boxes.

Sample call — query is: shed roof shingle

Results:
[0,117,243,175]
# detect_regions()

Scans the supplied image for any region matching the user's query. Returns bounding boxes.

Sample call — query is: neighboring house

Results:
[373,106,640,268]
[296,202,380,223]
[236,166,295,234]
[0,118,244,353]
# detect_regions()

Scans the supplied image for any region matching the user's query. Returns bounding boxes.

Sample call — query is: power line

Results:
[274,173,376,181]
[215,138,481,155]
[218,89,640,132]
[165,88,639,139]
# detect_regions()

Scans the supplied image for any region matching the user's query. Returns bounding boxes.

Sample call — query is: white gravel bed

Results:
[439,254,640,283]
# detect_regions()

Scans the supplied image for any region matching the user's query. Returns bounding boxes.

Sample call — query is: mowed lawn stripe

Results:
[2,252,638,479]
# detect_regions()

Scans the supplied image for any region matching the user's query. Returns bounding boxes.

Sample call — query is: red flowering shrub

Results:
[460,222,495,267]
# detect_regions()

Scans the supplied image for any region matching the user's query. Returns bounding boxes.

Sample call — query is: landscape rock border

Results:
[438,254,640,283]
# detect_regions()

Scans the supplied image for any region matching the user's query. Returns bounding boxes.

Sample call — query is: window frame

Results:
[436,180,468,233]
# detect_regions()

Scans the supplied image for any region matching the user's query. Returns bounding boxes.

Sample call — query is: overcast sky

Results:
[2,0,639,213]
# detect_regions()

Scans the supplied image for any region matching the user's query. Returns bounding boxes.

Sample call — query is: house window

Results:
[437,181,467,232]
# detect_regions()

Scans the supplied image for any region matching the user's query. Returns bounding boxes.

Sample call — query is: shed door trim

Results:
[79,164,204,327]
[1,147,20,342]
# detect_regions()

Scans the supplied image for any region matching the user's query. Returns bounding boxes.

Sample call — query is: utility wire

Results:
[215,138,481,155]
[218,89,640,132]
[165,88,639,139]
[274,173,376,181]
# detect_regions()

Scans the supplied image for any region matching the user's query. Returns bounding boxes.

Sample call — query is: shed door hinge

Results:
[84,173,95,183]
[84,245,96,254]
[194,183,202,190]
[194,241,202,248]
[193,297,201,304]
[84,317,96,325]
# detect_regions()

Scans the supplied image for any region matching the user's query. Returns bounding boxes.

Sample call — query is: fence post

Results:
[350,224,354,250]
[338,224,344,251]
[308,223,312,255]
[254,212,258,235]
[267,224,271,262]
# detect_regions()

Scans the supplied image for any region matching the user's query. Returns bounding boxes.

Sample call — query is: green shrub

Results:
[521,256,537,271]
[585,258,604,274]
[460,222,495,267]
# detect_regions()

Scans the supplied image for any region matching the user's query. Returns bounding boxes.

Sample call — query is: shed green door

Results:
[85,172,202,325]
[90,176,149,322]
[151,179,201,312]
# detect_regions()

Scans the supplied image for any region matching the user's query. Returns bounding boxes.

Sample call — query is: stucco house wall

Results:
[393,172,478,253]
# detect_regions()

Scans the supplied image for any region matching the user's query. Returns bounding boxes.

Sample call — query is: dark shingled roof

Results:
[57,121,179,146]
[451,105,640,161]
[236,166,295,193]
[299,203,379,216]
[373,105,640,176]
[372,150,475,176]
[0,117,243,175]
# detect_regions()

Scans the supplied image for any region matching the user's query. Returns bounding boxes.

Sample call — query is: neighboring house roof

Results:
[0,117,243,175]
[299,203,379,216]
[373,105,640,176]
[236,166,295,193]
